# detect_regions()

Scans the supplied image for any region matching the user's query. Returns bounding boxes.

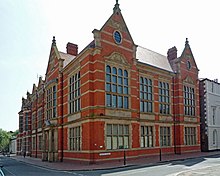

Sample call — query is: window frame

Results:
[160,126,171,147]
[140,77,153,113]
[183,85,195,116]
[69,126,81,151]
[46,85,57,119]
[105,65,129,109]
[158,81,170,115]
[140,126,154,148]
[106,124,129,150]
[184,127,196,145]
[69,72,81,114]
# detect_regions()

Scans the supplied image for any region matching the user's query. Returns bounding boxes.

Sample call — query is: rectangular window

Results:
[69,72,81,114]
[106,124,129,150]
[159,82,170,114]
[32,113,36,130]
[140,77,153,113]
[212,106,216,125]
[105,66,129,109]
[25,112,29,131]
[141,126,154,148]
[184,127,196,145]
[32,136,36,150]
[38,135,43,150]
[69,126,81,151]
[160,127,171,146]
[37,109,43,128]
[183,86,195,116]
[46,85,57,119]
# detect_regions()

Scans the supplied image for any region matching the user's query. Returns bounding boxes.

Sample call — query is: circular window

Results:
[113,31,122,44]
[187,61,191,70]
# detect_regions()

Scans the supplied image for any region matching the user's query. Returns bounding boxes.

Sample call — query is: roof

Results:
[136,46,174,73]
[59,52,76,68]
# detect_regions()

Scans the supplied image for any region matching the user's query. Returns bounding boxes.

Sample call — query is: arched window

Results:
[106,65,129,109]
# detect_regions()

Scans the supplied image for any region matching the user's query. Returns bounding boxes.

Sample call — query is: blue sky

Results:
[0,0,219,131]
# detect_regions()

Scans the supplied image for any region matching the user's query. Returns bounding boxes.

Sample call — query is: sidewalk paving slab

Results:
[8,151,220,171]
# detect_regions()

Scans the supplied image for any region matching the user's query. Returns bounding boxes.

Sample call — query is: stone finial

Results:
[113,0,121,13]
[185,38,189,45]
[52,36,56,45]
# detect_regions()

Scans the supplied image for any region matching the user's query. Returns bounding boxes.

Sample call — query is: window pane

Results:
[113,67,117,74]
[107,125,112,135]
[118,96,123,108]
[112,85,117,93]
[113,125,118,135]
[113,137,118,149]
[119,137,123,148]
[140,77,144,84]
[106,74,111,82]
[112,95,117,107]
[124,97,128,109]
[119,125,123,135]
[124,87,128,94]
[124,70,128,77]
[107,137,112,149]
[124,125,129,135]
[118,77,123,85]
[118,86,123,94]
[140,101,144,112]
[112,76,117,83]
[124,78,128,86]
[106,65,111,73]
[107,94,111,107]
[106,83,111,92]
[124,136,129,148]
[118,68,123,76]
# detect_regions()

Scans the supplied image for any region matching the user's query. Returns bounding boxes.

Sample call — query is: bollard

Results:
[159,148,162,161]
[124,150,126,165]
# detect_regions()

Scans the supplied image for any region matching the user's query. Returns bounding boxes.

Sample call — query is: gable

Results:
[45,37,61,78]
[93,2,135,50]
[180,38,199,72]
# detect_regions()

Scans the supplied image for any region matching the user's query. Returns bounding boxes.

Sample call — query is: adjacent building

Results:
[17,93,32,156]
[200,78,220,151]
[17,2,201,163]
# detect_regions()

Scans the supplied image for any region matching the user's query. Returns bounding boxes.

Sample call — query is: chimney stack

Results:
[66,42,78,56]
[167,46,177,61]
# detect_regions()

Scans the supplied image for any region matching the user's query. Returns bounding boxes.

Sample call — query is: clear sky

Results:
[0,0,219,132]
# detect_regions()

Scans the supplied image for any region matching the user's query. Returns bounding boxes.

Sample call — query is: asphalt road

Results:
[1,155,220,176]
[76,154,220,176]
[0,156,79,176]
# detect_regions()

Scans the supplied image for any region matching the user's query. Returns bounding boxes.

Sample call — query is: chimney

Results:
[167,46,177,61]
[66,42,78,56]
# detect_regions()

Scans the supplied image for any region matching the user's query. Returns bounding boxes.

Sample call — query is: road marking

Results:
[2,167,16,176]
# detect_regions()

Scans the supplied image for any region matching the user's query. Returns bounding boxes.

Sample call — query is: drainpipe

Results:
[60,72,64,162]
[173,78,177,154]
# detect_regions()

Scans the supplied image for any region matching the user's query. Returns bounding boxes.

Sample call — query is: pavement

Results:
[7,151,220,171]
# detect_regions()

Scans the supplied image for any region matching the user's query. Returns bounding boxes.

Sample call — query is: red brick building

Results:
[17,2,200,163]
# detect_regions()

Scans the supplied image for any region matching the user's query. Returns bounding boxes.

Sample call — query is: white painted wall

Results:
[204,79,220,150]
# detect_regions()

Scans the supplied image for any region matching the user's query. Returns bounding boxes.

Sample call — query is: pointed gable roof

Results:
[99,1,134,44]
[32,84,37,94]
[37,76,44,89]
[180,38,199,71]
[45,36,60,76]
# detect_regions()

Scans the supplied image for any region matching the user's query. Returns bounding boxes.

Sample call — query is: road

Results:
[0,156,78,176]
[76,154,220,176]
[1,155,220,176]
